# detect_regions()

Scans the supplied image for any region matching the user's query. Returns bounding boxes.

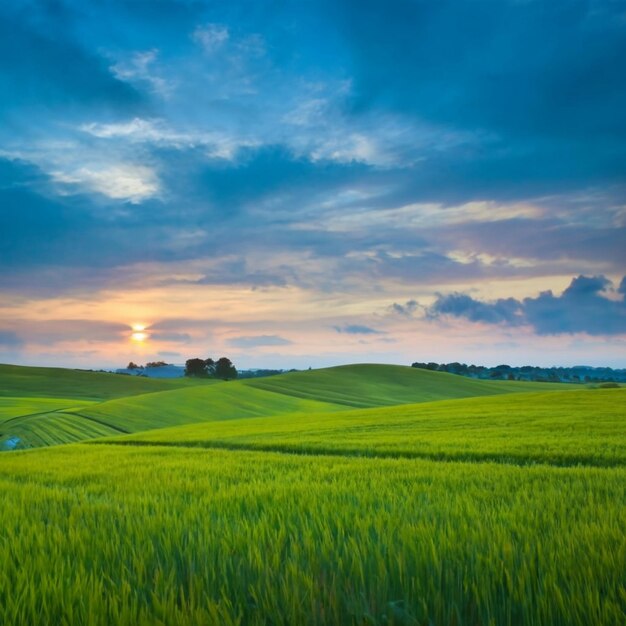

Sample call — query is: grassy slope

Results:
[0,364,212,448]
[69,383,345,432]
[109,388,626,466]
[244,363,565,407]
[0,397,95,423]
[0,363,570,449]
[0,363,207,400]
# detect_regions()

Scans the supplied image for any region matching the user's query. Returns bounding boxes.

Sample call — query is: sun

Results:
[130,323,149,342]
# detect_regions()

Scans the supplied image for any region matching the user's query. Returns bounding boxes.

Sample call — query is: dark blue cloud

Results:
[430,275,626,335]
[335,0,626,196]
[341,1,626,137]
[0,3,143,119]
[164,145,369,217]
[390,300,418,317]
[430,294,522,326]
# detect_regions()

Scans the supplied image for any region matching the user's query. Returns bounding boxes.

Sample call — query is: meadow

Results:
[0,363,624,625]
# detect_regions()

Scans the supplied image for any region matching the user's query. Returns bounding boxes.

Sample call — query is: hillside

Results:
[245,363,565,407]
[1,362,570,450]
[108,388,626,467]
[0,363,207,400]
[0,363,623,626]
[67,383,345,433]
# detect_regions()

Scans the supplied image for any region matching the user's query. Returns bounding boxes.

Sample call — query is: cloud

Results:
[333,324,383,335]
[51,164,160,203]
[430,294,523,326]
[228,335,292,348]
[110,49,172,97]
[79,118,259,160]
[192,24,230,52]
[390,300,419,317]
[0,4,143,118]
[429,275,626,335]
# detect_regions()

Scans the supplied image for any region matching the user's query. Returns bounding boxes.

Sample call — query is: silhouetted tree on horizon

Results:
[215,357,237,380]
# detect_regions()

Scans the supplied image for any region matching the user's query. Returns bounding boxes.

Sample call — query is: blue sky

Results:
[1,0,625,369]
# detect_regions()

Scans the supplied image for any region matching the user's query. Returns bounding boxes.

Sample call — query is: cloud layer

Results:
[0,1,624,367]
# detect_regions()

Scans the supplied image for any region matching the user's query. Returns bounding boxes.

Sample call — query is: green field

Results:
[0,363,568,450]
[109,388,626,467]
[0,363,623,625]
[0,363,205,400]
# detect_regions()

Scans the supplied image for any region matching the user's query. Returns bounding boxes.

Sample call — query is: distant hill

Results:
[245,363,565,408]
[0,363,205,400]
[1,362,570,450]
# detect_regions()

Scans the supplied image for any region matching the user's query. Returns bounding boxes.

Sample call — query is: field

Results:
[0,363,624,625]
[0,363,565,450]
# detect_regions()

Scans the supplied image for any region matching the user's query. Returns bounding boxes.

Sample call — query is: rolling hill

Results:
[0,362,623,626]
[0,363,207,400]
[244,363,564,407]
[1,362,570,450]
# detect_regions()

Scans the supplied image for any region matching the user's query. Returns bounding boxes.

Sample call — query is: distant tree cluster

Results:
[411,362,626,384]
[185,357,238,380]
[237,369,287,379]
[126,361,169,369]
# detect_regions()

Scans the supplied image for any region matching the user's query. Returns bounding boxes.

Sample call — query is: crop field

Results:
[109,388,626,467]
[0,364,624,625]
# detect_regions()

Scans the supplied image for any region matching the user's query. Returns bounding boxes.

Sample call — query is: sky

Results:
[1,0,625,370]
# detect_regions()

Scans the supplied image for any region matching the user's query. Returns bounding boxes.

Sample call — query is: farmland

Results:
[0,364,624,625]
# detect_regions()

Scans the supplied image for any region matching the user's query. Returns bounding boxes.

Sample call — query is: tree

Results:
[185,358,208,377]
[205,358,216,377]
[215,357,237,380]
[127,362,141,370]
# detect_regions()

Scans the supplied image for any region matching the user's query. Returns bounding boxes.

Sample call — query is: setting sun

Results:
[130,323,148,342]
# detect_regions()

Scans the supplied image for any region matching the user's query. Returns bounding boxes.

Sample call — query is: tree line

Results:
[411,361,626,383]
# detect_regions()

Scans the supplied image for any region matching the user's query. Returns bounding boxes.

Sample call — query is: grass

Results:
[0,363,571,450]
[244,363,566,407]
[0,444,623,626]
[0,363,207,400]
[0,363,623,625]
[0,397,95,422]
[69,382,345,432]
[103,388,626,467]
